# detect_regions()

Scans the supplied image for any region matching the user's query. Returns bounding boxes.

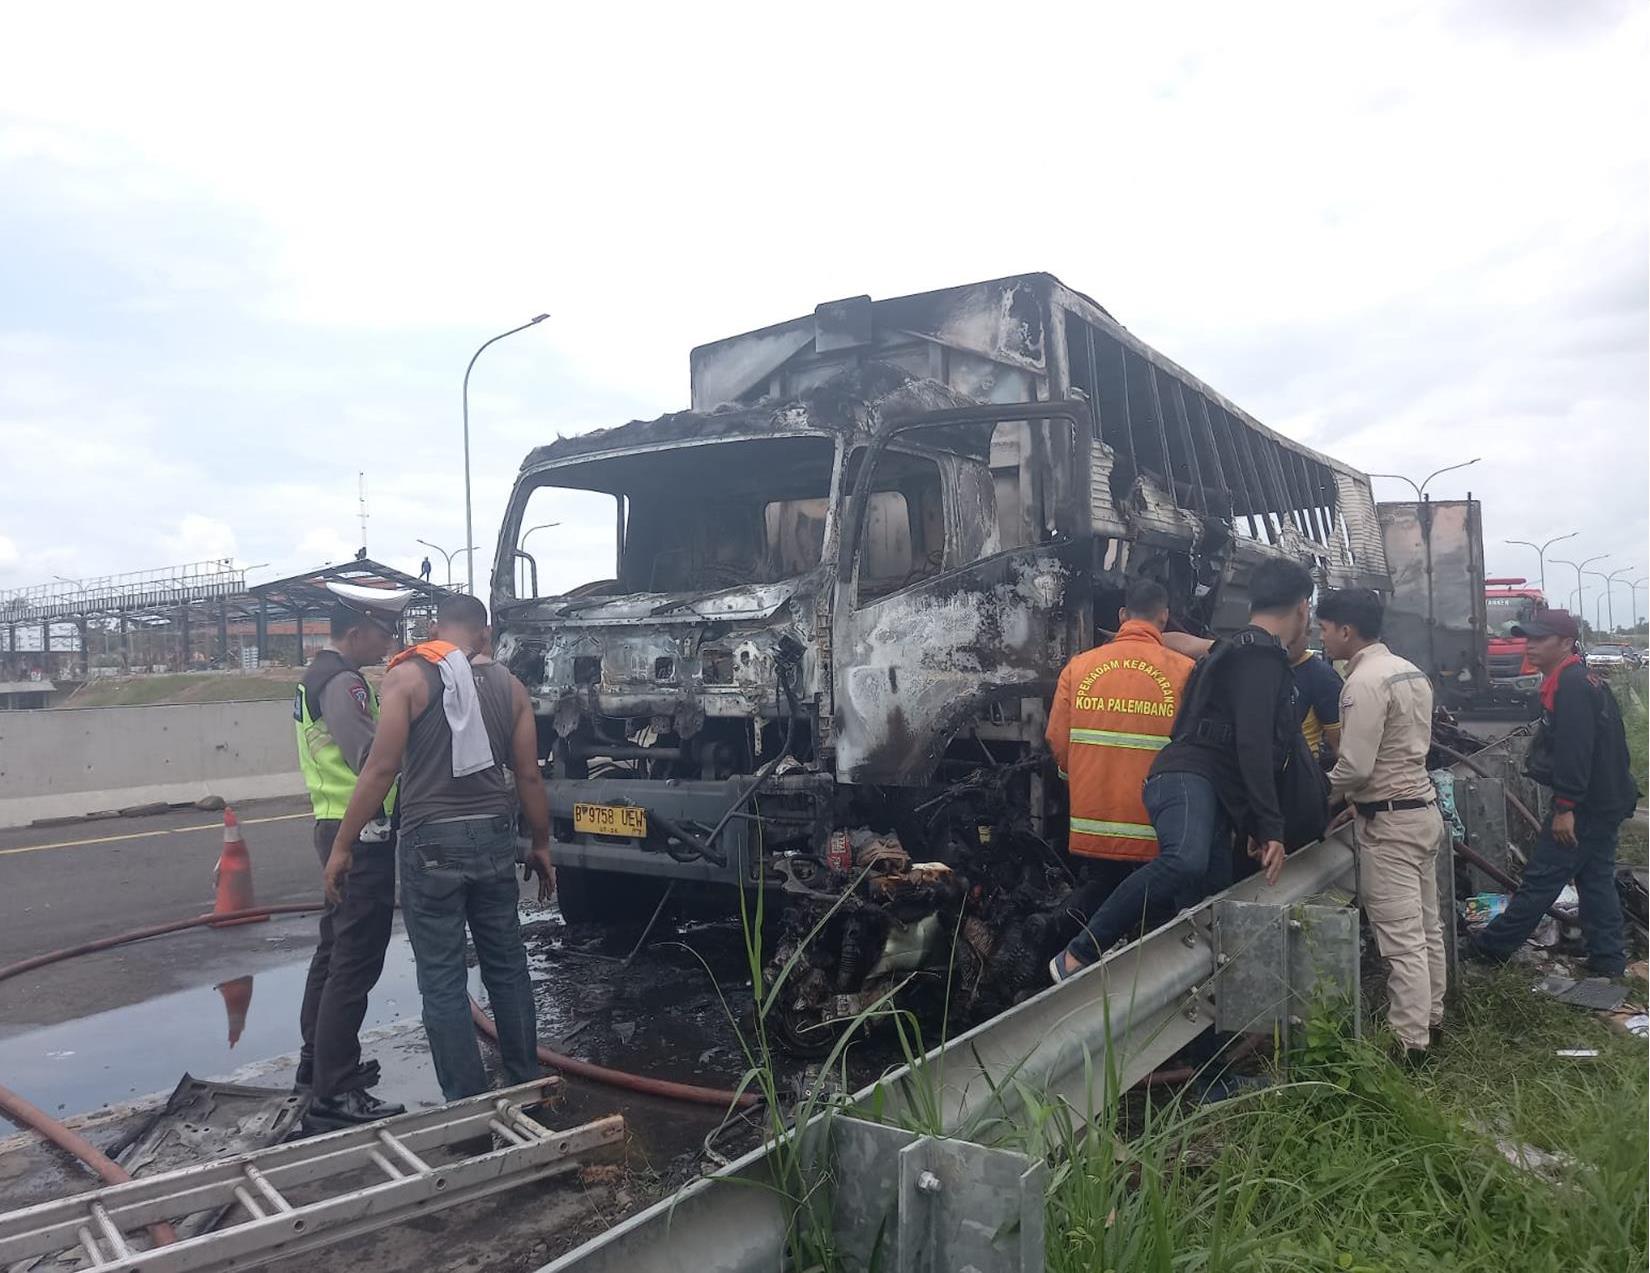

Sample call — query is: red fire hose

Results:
[0,905,322,984]
[468,998,757,1109]
[0,1080,177,1247]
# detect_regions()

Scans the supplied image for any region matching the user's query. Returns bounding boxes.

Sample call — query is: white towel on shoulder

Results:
[436,648,497,778]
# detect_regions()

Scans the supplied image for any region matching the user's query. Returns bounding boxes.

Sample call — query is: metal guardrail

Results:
[544,832,1358,1273]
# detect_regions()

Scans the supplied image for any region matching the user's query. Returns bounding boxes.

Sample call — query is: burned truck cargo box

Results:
[491,273,1392,1041]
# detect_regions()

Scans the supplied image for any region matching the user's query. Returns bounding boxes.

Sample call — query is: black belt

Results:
[1354,798,1433,818]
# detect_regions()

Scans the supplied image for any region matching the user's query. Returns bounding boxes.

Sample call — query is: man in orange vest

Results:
[1046,579,1194,978]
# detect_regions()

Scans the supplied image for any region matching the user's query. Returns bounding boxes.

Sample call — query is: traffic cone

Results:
[210,807,268,926]
[216,975,254,1047]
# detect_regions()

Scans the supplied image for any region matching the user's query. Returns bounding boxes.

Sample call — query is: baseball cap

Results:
[1510,609,1580,640]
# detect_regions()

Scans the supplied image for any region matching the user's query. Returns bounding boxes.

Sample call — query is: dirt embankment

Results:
[63,670,301,708]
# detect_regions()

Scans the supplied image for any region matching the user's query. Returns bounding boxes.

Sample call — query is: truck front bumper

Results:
[545,773,832,884]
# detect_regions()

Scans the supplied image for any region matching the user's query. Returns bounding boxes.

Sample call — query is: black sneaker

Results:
[304,1088,407,1129]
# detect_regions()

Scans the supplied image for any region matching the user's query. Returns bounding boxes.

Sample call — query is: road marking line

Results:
[0,811,312,857]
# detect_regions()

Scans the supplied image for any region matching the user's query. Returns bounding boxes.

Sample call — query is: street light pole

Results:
[1504,531,1577,598]
[1599,566,1634,635]
[416,538,477,588]
[1368,456,1483,502]
[1553,554,1608,623]
[521,521,560,548]
[463,313,550,595]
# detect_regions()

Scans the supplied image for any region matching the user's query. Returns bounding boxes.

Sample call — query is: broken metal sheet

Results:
[116,1075,304,1181]
[17,1075,303,1270]
[1532,975,1629,1012]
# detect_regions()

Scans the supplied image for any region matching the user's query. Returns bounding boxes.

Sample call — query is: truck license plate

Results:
[572,803,648,838]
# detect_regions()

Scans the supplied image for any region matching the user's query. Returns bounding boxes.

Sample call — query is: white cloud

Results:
[294,527,361,568]
[162,515,238,565]
[0,534,19,570]
[0,2,1643,613]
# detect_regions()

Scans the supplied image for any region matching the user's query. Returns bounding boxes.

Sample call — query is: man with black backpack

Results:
[1051,559,1324,979]
[1469,609,1636,979]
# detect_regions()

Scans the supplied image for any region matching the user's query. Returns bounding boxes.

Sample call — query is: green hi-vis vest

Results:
[294,650,395,822]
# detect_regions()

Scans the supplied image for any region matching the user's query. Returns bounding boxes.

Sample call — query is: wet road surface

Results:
[0,794,321,972]
[0,796,892,1268]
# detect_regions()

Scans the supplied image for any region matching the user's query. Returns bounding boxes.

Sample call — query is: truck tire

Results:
[553,866,665,927]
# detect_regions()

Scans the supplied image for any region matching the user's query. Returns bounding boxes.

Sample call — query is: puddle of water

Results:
[0,937,426,1117]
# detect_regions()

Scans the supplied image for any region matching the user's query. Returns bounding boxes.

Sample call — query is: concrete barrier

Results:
[0,700,304,827]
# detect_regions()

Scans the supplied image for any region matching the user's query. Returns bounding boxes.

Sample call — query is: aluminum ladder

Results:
[0,1078,622,1272]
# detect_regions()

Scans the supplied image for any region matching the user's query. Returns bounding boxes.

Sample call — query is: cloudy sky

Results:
[2,2,1645,624]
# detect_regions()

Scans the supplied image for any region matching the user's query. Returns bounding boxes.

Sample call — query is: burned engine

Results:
[762,775,1074,1056]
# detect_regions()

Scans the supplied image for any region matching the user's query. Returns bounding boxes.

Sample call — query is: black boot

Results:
[295,1057,380,1096]
[305,1088,407,1129]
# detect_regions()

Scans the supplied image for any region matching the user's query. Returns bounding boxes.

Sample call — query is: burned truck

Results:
[491,273,1390,1047]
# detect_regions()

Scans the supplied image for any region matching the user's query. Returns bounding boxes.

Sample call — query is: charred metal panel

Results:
[833,544,1088,786]
[814,295,875,353]
[1376,499,1488,693]
[690,324,816,411]
[1332,471,1388,585]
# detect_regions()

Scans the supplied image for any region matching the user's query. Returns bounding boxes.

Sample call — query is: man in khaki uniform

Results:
[1317,588,1445,1063]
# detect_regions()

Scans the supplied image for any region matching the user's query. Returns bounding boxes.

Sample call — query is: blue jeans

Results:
[1065,772,1234,965]
[399,816,540,1100]
[1477,810,1627,977]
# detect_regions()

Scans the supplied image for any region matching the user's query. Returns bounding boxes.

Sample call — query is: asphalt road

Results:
[0,795,322,969]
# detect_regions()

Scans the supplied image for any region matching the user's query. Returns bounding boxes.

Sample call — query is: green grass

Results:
[64,673,298,707]
[1612,668,1647,796]
[1038,972,1646,1272]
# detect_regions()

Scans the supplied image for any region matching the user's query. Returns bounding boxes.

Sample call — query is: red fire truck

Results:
[1485,577,1545,688]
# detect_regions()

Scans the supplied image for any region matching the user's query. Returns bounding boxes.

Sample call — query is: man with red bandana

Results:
[1470,609,1638,977]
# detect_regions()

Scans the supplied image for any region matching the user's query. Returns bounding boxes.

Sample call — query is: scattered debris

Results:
[1554,1049,1599,1058]
[1607,1012,1650,1038]
[120,1074,304,1178]
[1463,893,1508,928]
[1532,975,1629,1012]
[1492,1134,1580,1181]
[764,818,1072,1055]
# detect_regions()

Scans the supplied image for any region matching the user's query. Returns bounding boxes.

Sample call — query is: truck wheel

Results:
[767,998,840,1060]
[553,866,665,926]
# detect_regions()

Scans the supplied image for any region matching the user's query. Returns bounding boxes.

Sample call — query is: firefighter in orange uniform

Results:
[1045,579,1194,969]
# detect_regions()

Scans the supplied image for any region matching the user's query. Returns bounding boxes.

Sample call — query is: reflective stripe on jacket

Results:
[293,650,394,822]
[1047,620,1195,861]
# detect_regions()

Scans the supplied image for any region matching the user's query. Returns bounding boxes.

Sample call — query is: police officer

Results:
[294,583,414,1126]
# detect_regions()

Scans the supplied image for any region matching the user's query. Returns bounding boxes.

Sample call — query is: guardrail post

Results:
[1213,899,1360,1053]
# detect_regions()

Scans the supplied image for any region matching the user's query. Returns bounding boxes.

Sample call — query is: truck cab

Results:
[1485,577,1545,689]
